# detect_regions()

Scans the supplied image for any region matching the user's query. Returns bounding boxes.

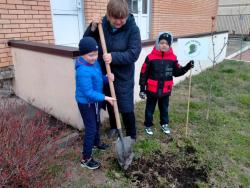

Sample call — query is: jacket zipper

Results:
[160,52,165,95]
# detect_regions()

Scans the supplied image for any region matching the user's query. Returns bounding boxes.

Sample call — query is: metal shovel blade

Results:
[115,136,135,170]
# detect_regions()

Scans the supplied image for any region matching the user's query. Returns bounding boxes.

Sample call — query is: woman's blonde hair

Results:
[107,0,129,19]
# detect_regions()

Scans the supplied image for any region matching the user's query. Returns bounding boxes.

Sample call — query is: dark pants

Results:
[106,102,136,139]
[144,94,170,127]
[78,102,101,159]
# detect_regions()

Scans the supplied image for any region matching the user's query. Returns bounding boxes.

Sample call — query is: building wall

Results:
[151,0,219,38]
[84,0,218,38]
[218,0,250,15]
[84,0,108,28]
[0,0,54,68]
[1,0,219,68]
[217,0,250,34]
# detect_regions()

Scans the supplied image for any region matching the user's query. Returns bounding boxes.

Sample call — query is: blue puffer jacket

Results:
[83,14,142,112]
[75,56,107,104]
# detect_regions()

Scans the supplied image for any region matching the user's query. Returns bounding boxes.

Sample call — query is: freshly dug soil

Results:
[125,146,209,188]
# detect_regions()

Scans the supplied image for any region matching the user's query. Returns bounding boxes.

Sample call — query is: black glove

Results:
[139,91,146,99]
[185,60,194,71]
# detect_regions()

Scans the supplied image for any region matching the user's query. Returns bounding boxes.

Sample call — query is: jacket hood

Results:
[155,31,173,50]
[123,13,136,29]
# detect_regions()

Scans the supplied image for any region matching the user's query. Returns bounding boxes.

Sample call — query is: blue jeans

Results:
[78,102,101,159]
[144,94,170,127]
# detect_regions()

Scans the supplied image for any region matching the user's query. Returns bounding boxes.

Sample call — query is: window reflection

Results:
[142,0,147,14]
[127,0,138,14]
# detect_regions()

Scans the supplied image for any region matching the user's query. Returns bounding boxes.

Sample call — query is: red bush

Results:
[0,99,57,187]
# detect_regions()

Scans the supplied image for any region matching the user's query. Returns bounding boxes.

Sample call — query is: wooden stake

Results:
[185,68,192,137]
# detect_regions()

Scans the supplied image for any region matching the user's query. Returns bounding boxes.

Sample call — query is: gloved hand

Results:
[185,60,194,70]
[139,91,146,99]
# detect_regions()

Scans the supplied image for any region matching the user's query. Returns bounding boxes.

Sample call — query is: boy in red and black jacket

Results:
[139,32,194,135]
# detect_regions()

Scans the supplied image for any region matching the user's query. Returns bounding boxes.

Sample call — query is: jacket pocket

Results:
[147,79,158,93]
[163,80,173,93]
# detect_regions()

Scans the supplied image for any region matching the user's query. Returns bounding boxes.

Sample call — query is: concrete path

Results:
[231,49,250,62]
[226,38,250,61]
[226,39,250,57]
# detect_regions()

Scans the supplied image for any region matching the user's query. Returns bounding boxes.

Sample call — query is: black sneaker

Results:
[94,143,109,151]
[80,158,100,170]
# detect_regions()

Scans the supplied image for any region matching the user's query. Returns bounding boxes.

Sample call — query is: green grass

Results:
[239,94,250,106]
[134,60,250,187]
[134,138,161,156]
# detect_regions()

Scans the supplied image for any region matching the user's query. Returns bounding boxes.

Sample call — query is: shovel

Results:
[98,23,134,170]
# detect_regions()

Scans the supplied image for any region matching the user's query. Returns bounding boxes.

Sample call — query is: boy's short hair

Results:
[107,0,129,19]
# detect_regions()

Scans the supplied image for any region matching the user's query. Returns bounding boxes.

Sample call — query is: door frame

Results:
[50,0,85,46]
[128,0,151,40]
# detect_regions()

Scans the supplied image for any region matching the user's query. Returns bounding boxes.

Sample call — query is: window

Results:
[142,0,147,14]
[127,0,138,14]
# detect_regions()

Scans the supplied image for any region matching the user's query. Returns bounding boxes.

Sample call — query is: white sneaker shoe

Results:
[145,127,154,135]
[161,124,170,134]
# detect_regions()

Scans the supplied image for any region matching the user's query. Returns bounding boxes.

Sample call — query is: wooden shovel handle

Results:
[98,23,122,130]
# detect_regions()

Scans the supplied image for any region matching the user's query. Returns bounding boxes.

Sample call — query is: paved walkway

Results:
[226,38,250,62]
[231,49,250,62]
[226,39,250,56]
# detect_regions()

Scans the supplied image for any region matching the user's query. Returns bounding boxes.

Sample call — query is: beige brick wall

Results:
[1,0,218,68]
[84,0,218,39]
[84,0,109,27]
[151,0,219,38]
[0,0,54,67]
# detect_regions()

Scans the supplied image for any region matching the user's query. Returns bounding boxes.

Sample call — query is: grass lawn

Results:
[171,60,250,187]
[48,60,250,187]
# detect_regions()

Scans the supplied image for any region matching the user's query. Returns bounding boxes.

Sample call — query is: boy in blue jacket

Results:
[75,37,115,170]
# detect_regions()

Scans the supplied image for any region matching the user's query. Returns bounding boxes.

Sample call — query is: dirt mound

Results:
[125,146,208,188]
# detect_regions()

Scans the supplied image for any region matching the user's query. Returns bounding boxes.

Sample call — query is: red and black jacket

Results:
[139,47,189,97]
